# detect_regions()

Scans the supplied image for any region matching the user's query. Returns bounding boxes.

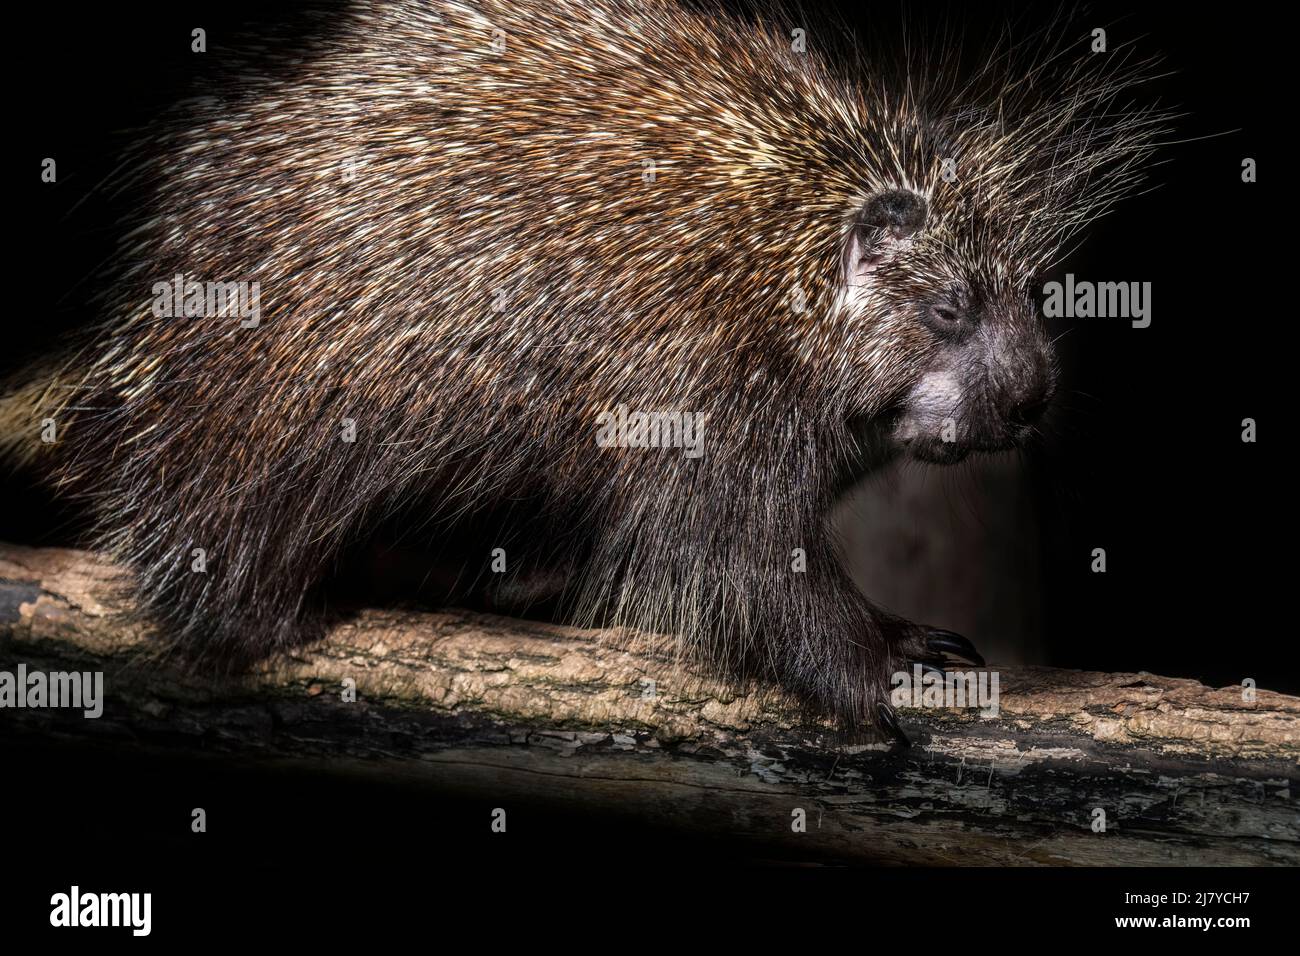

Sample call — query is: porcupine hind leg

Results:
[118,500,335,670]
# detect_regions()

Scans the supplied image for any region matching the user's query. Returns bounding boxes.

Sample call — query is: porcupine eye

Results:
[841,189,928,288]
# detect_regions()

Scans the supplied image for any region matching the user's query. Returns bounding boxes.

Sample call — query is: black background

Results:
[4,0,1287,917]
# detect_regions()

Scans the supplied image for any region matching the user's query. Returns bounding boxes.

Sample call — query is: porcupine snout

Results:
[895,286,1057,463]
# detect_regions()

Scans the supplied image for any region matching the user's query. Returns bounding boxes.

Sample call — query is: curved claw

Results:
[912,661,947,681]
[876,703,912,748]
[925,628,985,668]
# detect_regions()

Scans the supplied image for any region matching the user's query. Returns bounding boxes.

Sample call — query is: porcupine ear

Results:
[841,189,927,288]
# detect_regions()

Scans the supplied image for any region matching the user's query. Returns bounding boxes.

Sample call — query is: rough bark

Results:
[1,542,1296,866]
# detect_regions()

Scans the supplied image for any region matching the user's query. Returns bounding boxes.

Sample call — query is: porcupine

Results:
[5,0,1164,740]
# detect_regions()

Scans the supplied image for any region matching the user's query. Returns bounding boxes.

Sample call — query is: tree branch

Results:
[1,542,1296,865]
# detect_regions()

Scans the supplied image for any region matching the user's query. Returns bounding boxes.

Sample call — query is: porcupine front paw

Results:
[877,622,986,747]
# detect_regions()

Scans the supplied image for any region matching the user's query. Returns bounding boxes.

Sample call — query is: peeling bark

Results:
[1,542,1296,866]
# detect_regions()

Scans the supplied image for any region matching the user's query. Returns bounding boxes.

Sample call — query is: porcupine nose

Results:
[1007,351,1057,426]
[1009,391,1051,425]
